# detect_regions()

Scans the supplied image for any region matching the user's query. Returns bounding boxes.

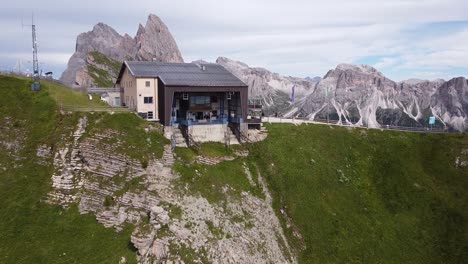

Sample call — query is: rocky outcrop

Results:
[217,57,467,131]
[60,14,184,88]
[133,15,183,62]
[286,64,468,131]
[47,116,295,263]
[47,116,87,206]
[216,57,321,114]
[431,77,468,131]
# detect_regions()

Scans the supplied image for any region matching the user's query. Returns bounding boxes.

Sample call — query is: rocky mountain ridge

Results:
[216,57,321,114]
[60,14,183,87]
[218,59,467,131]
[288,64,467,131]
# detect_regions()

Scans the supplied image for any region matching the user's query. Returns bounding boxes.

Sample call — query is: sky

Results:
[1,0,468,81]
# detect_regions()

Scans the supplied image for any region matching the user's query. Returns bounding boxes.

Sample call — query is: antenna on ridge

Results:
[22,12,40,91]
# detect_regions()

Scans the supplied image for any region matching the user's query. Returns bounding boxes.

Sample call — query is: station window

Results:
[144,97,153,104]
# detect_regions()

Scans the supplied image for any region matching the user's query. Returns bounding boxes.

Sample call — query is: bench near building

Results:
[116,61,263,145]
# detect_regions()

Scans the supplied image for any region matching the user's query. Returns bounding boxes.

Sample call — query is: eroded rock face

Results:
[291,64,409,127]
[47,116,295,264]
[216,57,320,114]
[431,77,468,131]
[134,15,183,63]
[218,58,467,131]
[60,14,184,88]
[293,64,468,131]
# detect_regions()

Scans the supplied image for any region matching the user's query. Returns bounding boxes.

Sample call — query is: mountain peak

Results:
[89,23,121,37]
[61,14,183,87]
[216,57,250,68]
[147,13,162,23]
[93,22,111,29]
[336,63,382,75]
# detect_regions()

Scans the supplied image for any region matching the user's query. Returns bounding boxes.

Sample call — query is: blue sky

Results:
[1,0,468,81]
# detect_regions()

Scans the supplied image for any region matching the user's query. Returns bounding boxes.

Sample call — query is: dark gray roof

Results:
[121,61,247,87]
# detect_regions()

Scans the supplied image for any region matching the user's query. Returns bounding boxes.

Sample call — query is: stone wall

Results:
[189,124,227,142]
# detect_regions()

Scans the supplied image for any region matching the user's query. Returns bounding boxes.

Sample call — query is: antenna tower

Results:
[22,13,41,90]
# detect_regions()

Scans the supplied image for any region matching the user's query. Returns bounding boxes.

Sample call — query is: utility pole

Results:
[22,13,40,90]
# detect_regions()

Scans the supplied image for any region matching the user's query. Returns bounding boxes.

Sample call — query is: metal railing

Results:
[188,132,201,150]
[248,104,263,109]
[230,124,253,144]
[179,125,201,150]
[246,118,262,124]
[170,133,176,152]
[264,116,451,133]
[86,87,121,94]
[61,105,131,113]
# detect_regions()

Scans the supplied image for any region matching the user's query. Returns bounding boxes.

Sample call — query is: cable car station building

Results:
[116,61,257,144]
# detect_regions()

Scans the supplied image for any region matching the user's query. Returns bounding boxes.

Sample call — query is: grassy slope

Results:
[87,51,121,87]
[252,124,468,263]
[173,143,264,205]
[84,112,168,163]
[2,74,467,263]
[11,75,108,107]
[0,75,137,263]
[43,79,109,107]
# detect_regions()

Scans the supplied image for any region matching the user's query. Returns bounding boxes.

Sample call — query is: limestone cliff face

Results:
[134,15,183,62]
[218,59,467,131]
[216,57,321,114]
[60,14,184,88]
[46,116,296,264]
[289,64,467,131]
[431,77,468,131]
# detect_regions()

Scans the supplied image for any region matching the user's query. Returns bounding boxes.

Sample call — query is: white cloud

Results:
[399,29,468,69]
[374,57,400,69]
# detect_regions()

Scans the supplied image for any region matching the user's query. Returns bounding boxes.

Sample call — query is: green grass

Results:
[176,142,233,157]
[2,73,467,263]
[195,142,235,157]
[87,65,114,87]
[174,147,198,163]
[174,142,238,163]
[87,51,121,87]
[159,201,183,219]
[88,51,122,74]
[7,74,110,108]
[251,123,468,263]
[173,158,264,205]
[2,74,107,107]
[84,112,169,163]
[0,74,137,263]
[42,79,108,107]
[168,242,210,264]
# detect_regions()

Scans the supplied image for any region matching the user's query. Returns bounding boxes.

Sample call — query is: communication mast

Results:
[22,14,40,90]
